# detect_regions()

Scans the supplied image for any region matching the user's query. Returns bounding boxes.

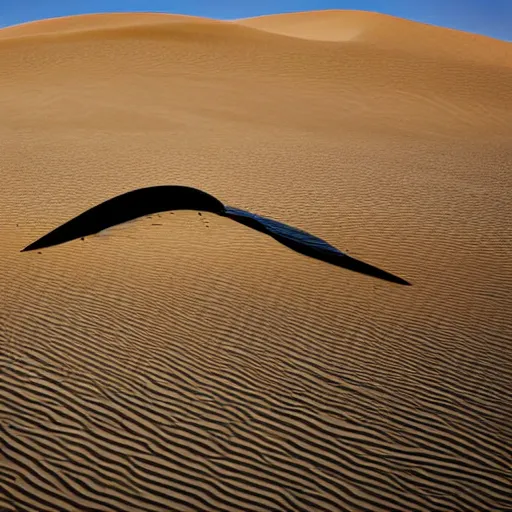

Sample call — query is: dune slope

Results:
[237,10,512,66]
[0,11,511,512]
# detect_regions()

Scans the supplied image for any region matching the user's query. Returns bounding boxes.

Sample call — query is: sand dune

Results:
[1,10,511,511]
[237,10,512,67]
[0,12,216,39]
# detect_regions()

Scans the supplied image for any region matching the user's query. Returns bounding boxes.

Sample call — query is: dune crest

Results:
[236,10,383,42]
[1,10,510,67]
[1,10,511,69]
[0,12,217,39]
[237,10,512,66]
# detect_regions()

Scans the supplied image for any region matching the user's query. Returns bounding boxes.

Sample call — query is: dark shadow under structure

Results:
[21,185,410,285]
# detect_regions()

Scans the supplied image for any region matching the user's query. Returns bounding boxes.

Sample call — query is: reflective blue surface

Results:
[225,206,346,257]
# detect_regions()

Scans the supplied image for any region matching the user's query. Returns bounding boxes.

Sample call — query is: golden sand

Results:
[1,11,511,511]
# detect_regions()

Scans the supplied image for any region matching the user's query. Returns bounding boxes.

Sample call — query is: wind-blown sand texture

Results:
[1,10,511,511]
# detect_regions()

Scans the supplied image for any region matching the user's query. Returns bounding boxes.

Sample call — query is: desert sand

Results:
[0,10,511,511]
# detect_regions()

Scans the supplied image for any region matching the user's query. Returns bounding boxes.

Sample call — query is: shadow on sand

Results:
[21,185,410,285]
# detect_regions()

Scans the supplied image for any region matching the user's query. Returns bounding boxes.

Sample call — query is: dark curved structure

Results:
[22,186,225,253]
[21,185,410,285]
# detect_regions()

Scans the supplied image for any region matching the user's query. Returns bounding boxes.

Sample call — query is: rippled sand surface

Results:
[1,10,511,511]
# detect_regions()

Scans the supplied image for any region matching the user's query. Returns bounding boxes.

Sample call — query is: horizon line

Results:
[0,9,509,43]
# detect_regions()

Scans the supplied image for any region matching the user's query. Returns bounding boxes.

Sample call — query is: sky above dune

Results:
[0,0,510,40]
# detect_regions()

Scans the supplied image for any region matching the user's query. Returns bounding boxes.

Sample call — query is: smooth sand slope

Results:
[237,10,512,66]
[1,10,511,512]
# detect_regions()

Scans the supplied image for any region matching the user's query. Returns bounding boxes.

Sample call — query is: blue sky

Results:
[1,1,510,40]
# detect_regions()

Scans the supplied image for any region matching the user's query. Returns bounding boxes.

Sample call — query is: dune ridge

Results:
[1,10,511,512]
[0,12,215,39]
[237,10,512,66]
[2,10,511,68]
